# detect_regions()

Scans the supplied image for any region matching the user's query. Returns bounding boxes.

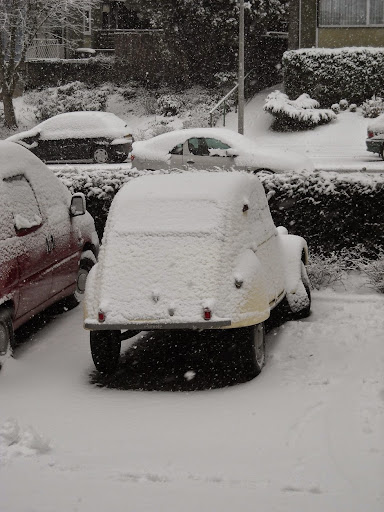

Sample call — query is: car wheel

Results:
[93,147,110,164]
[233,322,266,379]
[0,308,14,371]
[292,261,311,319]
[64,254,96,309]
[381,146,384,161]
[90,330,121,374]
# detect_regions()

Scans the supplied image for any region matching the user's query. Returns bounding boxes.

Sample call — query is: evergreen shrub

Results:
[283,47,384,107]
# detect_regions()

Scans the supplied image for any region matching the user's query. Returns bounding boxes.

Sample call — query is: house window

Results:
[319,0,384,26]
[83,8,92,35]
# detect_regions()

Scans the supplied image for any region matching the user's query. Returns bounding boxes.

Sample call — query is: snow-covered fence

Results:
[26,39,65,60]
[54,168,384,257]
[283,47,384,107]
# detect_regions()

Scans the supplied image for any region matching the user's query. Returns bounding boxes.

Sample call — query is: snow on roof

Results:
[0,140,48,179]
[367,113,384,133]
[7,111,132,142]
[132,127,314,172]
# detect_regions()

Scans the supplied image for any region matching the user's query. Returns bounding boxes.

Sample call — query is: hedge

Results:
[54,167,384,258]
[283,47,384,107]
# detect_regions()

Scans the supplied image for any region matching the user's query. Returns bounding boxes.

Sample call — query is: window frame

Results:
[319,0,384,28]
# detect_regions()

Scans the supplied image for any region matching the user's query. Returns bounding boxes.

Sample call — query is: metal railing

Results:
[209,69,255,127]
[26,39,65,60]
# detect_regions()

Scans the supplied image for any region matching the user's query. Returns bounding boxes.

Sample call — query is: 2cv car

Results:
[84,172,311,377]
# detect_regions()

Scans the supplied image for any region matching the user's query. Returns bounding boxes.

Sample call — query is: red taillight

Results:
[98,311,105,323]
[368,130,374,138]
[203,308,212,321]
[130,154,135,161]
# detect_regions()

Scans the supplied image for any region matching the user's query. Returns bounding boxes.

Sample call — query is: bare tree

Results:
[0,0,97,128]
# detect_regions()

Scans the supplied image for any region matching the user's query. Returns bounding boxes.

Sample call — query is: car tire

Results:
[0,308,14,371]
[90,330,121,374]
[93,147,110,164]
[381,146,384,161]
[233,322,266,379]
[64,254,96,310]
[292,261,311,319]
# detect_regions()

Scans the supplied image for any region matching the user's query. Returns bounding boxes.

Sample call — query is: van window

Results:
[4,175,42,231]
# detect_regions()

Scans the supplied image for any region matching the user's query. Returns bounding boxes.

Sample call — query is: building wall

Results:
[318,28,384,48]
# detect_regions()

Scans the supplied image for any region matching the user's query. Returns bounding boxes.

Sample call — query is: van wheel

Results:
[65,254,95,310]
[90,330,121,374]
[93,147,110,164]
[0,308,14,371]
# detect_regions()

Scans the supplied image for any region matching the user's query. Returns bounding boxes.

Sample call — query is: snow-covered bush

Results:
[339,99,349,110]
[264,91,336,131]
[283,47,384,107]
[349,103,357,112]
[28,81,108,121]
[361,96,384,118]
[331,103,340,114]
[359,257,384,293]
[157,94,182,116]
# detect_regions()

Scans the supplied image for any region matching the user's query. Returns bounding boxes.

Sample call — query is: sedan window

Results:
[170,143,183,155]
[188,138,209,156]
[205,138,231,157]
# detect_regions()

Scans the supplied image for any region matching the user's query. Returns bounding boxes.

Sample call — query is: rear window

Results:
[114,199,221,234]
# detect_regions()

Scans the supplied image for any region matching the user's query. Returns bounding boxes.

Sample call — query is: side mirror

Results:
[70,193,86,217]
[226,148,238,157]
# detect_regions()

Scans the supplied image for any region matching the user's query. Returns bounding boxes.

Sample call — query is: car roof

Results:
[0,141,48,179]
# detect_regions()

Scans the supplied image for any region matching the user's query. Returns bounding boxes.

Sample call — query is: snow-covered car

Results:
[84,172,311,376]
[7,111,134,164]
[0,141,99,369]
[130,127,314,174]
[366,114,384,159]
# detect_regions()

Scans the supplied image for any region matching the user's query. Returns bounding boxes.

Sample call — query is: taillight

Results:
[130,154,135,161]
[203,308,212,321]
[368,130,374,138]
[98,311,105,323]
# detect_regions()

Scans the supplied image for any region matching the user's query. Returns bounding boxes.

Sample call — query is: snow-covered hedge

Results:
[283,47,384,107]
[54,168,384,257]
[26,82,108,121]
[264,91,336,131]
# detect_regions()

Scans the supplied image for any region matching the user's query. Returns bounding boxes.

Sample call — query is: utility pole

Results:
[238,0,245,134]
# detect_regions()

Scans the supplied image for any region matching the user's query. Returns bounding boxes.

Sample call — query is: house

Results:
[289,0,384,49]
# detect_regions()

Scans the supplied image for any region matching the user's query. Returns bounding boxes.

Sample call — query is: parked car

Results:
[84,172,311,376]
[0,141,99,369]
[366,114,384,159]
[7,111,134,164]
[130,127,314,174]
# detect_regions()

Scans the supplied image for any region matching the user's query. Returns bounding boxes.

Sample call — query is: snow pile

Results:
[368,113,384,134]
[264,91,336,130]
[0,418,51,460]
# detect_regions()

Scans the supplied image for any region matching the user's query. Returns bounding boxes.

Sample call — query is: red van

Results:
[0,141,99,369]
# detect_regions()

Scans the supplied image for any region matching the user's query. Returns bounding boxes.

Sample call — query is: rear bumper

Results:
[84,318,232,330]
[366,139,383,154]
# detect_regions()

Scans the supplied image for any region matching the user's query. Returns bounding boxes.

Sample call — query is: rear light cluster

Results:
[130,154,135,161]
[367,130,374,139]
[98,311,105,323]
[203,307,212,321]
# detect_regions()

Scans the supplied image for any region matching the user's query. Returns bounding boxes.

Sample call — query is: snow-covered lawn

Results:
[1,285,383,512]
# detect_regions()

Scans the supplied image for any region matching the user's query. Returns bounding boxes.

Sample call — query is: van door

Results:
[3,175,53,320]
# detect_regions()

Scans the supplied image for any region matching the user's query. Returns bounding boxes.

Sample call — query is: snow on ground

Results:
[222,85,384,173]
[1,282,384,512]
